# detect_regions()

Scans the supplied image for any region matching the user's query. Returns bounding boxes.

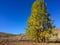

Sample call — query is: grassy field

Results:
[0,41,60,45]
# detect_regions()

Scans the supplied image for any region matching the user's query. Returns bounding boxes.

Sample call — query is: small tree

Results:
[26,0,56,42]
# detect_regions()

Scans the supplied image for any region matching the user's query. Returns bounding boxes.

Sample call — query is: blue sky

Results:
[0,0,60,34]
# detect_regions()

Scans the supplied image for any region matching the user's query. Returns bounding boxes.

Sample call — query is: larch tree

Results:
[26,0,57,42]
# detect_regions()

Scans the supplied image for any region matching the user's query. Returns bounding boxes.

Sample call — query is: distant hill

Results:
[0,32,21,37]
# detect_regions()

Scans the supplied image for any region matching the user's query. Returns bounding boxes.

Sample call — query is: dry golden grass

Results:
[0,41,60,45]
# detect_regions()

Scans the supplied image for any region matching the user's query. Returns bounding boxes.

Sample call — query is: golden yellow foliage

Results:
[26,0,56,42]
